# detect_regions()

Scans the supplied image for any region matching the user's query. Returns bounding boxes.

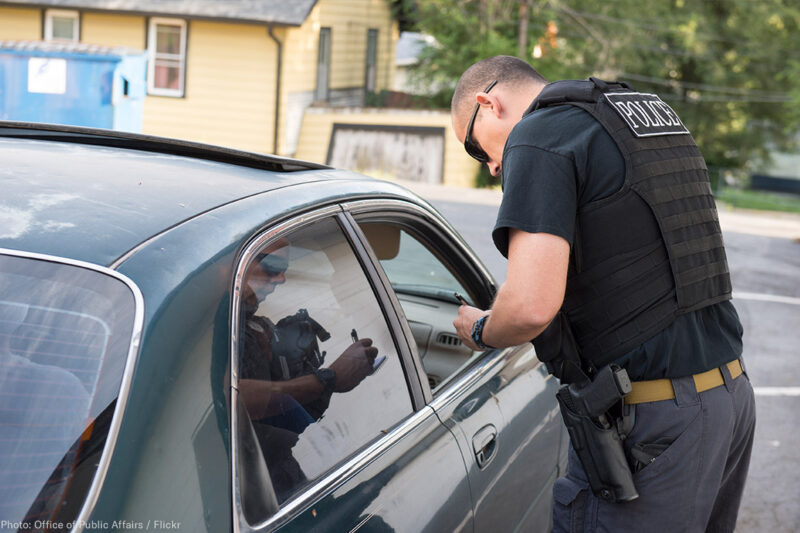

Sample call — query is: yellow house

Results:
[0,0,482,185]
[0,0,398,156]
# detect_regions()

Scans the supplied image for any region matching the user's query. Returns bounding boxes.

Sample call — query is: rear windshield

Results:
[0,253,137,530]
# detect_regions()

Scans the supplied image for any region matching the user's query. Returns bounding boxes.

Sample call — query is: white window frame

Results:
[147,17,187,97]
[44,9,79,42]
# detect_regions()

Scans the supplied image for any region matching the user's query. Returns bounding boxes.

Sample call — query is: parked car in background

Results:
[0,122,566,533]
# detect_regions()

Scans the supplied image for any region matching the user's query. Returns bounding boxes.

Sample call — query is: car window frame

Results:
[229,206,434,533]
[0,247,145,533]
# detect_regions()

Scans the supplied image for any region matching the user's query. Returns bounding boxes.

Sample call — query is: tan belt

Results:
[625,359,743,405]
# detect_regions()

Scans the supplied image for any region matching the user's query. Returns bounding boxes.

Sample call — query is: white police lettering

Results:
[605,92,689,137]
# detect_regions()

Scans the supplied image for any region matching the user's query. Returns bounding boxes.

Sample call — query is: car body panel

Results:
[0,135,350,265]
[278,408,473,533]
[430,343,563,532]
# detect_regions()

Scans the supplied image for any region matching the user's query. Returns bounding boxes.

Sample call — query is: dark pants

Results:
[553,362,756,532]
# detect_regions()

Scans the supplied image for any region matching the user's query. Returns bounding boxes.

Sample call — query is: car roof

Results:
[0,122,395,266]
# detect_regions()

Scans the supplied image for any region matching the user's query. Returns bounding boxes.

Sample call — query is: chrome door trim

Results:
[238,404,437,532]
[0,248,145,533]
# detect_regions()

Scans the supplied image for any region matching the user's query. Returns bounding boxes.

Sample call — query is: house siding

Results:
[277,0,396,156]
[81,12,145,49]
[0,7,41,40]
[142,20,277,154]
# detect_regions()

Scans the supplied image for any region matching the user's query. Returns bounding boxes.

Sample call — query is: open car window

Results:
[357,220,489,394]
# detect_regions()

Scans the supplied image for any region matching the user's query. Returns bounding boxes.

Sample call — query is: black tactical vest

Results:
[530,78,732,377]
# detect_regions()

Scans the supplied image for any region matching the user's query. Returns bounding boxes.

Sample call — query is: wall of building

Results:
[278,0,397,157]
[0,6,40,40]
[81,12,145,49]
[296,107,480,187]
[142,20,276,153]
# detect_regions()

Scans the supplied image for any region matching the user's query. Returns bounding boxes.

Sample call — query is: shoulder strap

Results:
[526,77,635,115]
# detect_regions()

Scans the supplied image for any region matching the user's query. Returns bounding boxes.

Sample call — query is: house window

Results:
[315,27,331,102]
[44,9,79,42]
[365,29,378,94]
[147,18,187,97]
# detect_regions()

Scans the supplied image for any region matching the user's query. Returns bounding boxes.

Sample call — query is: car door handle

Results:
[472,424,498,469]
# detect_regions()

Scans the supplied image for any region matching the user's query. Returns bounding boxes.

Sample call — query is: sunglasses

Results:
[463,79,498,163]
[256,253,289,276]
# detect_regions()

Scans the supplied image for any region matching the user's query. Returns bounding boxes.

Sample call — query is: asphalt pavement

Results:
[396,178,800,533]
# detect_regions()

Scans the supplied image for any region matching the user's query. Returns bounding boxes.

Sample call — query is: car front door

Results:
[345,199,564,532]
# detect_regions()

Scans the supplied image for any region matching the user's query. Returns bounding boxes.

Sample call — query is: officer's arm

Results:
[455,229,569,349]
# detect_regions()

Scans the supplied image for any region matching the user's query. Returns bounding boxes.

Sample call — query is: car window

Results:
[0,253,137,529]
[358,221,484,393]
[234,216,413,525]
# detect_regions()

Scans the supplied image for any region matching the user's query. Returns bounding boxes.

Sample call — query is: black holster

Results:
[556,365,638,502]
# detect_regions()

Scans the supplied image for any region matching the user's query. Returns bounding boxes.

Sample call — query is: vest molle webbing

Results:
[530,78,732,370]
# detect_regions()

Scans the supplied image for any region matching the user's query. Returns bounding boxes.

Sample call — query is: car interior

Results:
[358,221,482,392]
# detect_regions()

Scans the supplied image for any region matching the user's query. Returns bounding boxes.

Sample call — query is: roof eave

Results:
[0,1,319,27]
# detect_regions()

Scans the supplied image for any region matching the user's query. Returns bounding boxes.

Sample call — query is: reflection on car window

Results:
[235,217,412,523]
[0,254,136,529]
[359,222,481,392]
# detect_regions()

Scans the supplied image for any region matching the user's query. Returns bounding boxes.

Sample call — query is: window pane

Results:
[366,29,378,92]
[0,254,136,528]
[315,28,331,101]
[236,217,412,520]
[376,227,465,297]
[156,25,182,54]
[154,62,181,90]
[51,17,76,41]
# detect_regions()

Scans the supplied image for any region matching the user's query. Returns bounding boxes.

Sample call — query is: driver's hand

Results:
[330,338,378,392]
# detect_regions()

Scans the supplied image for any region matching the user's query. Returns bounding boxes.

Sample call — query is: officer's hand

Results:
[330,338,378,392]
[454,305,490,351]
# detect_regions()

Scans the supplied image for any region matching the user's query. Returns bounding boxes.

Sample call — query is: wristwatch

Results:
[313,367,337,394]
[471,315,495,350]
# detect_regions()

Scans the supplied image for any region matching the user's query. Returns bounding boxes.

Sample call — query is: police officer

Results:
[451,55,755,532]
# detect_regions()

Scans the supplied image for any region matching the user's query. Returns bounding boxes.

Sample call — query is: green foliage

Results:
[407,0,800,175]
[715,187,800,215]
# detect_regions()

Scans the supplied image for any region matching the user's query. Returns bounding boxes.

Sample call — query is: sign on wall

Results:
[28,57,67,95]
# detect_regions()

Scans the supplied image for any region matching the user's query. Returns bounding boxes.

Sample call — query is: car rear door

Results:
[231,208,473,533]
[344,199,564,532]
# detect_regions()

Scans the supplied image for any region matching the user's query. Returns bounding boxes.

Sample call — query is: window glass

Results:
[235,217,412,522]
[365,29,378,93]
[148,19,186,96]
[0,253,136,528]
[315,28,331,101]
[359,221,482,392]
[45,10,78,42]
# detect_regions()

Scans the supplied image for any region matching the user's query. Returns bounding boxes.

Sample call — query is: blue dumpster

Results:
[0,40,146,132]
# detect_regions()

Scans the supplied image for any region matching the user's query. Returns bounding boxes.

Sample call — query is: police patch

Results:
[605,92,689,137]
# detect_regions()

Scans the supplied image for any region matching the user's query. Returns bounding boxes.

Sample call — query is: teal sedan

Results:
[0,122,566,533]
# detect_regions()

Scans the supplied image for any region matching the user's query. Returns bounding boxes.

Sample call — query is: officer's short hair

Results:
[452,56,547,126]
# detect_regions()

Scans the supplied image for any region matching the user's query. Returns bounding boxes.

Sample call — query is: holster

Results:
[555,366,638,503]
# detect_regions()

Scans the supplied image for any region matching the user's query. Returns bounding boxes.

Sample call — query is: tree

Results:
[407,0,800,178]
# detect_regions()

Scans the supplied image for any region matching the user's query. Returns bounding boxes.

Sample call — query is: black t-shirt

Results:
[493,105,743,381]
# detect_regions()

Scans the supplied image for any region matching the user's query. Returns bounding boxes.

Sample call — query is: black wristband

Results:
[471,315,495,350]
